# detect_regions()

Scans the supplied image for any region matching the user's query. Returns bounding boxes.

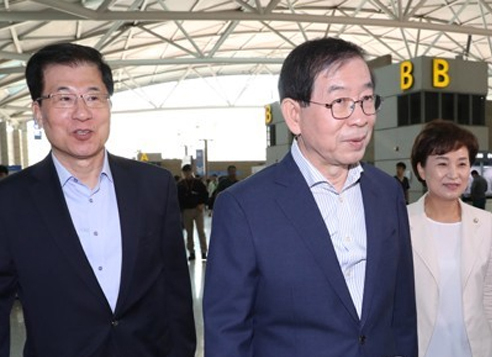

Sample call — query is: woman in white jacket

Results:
[408,119,492,357]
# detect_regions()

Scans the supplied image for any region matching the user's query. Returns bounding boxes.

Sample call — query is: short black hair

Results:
[182,164,192,172]
[0,164,8,175]
[471,170,479,175]
[396,162,406,170]
[278,37,370,106]
[25,42,114,102]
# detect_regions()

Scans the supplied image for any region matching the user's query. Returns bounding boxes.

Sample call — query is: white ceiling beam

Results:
[254,0,264,15]
[265,0,282,13]
[336,0,370,37]
[0,57,285,75]
[260,22,297,47]
[477,0,492,60]
[361,26,406,61]
[9,28,22,54]
[137,26,201,57]
[96,0,115,13]
[286,0,308,41]
[30,0,97,19]
[232,0,259,14]
[422,0,471,56]
[156,0,204,57]
[370,0,397,20]
[0,51,29,61]
[2,10,492,38]
[403,0,427,20]
[414,21,422,57]
[94,0,143,50]
[207,21,239,57]
[159,67,193,107]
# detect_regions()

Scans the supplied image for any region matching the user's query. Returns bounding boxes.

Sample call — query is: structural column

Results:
[0,121,9,165]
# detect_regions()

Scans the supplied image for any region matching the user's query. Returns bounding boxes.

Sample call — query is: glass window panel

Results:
[472,95,485,125]
[457,94,470,125]
[425,92,439,122]
[410,92,421,124]
[441,93,455,121]
[398,95,409,126]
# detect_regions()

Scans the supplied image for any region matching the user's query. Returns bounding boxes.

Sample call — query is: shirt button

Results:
[98,266,103,271]
[111,320,119,327]
[345,236,351,243]
[346,269,352,277]
[89,198,94,203]
[339,196,344,203]
[93,231,98,236]
[359,335,366,344]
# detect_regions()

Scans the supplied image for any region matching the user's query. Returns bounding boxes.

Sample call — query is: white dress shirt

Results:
[291,140,367,317]
[425,218,472,357]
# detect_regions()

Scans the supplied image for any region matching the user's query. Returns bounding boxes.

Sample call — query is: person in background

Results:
[408,119,492,357]
[0,165,8,179]
[470,169,488,209]
[204,37,417,357]
[214,164,238,195]
[177,164,209,260]
[395,161,410,204]
[0,43,196,357]
[206,174,218,216]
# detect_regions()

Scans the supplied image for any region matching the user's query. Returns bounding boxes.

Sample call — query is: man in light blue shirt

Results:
[0,43,195,357]
[53,152,122,312]
[204,37,417,357]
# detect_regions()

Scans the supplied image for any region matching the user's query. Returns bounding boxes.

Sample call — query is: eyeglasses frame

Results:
[308,94,384,120]
[35,93,111,109]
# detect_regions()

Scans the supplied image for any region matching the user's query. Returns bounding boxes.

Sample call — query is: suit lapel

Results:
[274,154,359,322]
[358,171,383,325]
[460,201,483,289]
[28,155,107,306]
[409,195,440,285]
[108,155,140,314]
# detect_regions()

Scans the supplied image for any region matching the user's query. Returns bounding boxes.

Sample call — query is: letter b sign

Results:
[400,58,450,91]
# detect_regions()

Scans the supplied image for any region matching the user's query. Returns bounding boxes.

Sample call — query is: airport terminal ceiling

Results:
[1,0,492,126]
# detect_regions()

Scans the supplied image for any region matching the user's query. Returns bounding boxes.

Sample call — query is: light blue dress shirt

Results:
[53,152,122,312]
[291,140,367,318]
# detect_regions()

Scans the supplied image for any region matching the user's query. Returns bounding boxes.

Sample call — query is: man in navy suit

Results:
[0,43,196,357]
[204,37,417,357]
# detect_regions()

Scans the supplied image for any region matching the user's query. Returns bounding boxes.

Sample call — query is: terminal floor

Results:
[9,214,211,357]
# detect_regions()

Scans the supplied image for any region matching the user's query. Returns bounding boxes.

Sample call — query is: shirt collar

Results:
[291,138,363,190]
[52,150,113,187]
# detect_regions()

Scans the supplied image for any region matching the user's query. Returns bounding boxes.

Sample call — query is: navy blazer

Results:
[0,154,196,357]
[203,153,417,357]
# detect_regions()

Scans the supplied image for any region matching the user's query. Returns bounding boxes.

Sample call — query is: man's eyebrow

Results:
[52,86,103,93]
[327,81,374,94]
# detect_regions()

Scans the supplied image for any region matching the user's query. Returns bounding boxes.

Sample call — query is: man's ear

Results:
[280,98,302,136]
[32,101,44,129]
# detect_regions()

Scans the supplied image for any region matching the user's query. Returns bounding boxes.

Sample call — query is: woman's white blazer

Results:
[408,194,492,357]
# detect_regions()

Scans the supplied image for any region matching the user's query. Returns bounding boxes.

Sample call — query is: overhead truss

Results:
[0,0,491,123]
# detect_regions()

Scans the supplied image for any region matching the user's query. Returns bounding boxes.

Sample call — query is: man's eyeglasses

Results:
[308,94,383,120]
[36,93,111,109]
